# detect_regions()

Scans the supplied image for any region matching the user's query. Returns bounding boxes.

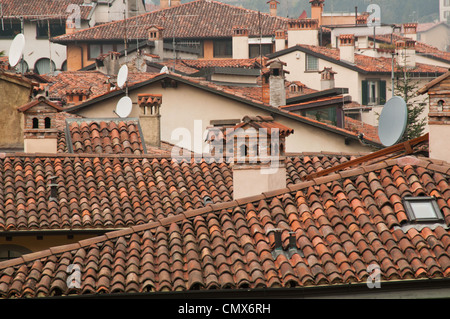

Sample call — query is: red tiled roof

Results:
[66,119,146,155]
[52,0,289,43]
[0,0,94,21]
[296,44,448,74]
[1,155,450,297]
[344,116,380,144]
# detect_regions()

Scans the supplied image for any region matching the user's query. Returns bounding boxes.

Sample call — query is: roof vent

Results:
[203,196,213,206]
[48,176,58,202]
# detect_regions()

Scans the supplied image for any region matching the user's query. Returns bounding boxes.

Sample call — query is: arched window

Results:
[34,58,56,75]
[0,244,32,261]
[32,118,39,129]
[44,117,51,128]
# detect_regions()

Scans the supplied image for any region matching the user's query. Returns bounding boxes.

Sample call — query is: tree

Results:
[393,64,427,142]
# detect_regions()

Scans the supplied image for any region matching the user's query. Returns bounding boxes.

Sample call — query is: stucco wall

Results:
[74,80,375,154]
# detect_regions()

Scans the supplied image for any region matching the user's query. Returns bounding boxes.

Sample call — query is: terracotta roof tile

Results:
[65,119,146,155]
[53,0,289,43]
[1,154,450,297]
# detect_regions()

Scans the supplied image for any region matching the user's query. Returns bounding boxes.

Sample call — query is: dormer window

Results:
[403,197,444,223]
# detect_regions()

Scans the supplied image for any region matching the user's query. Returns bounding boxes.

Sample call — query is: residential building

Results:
[440,0,450,22]
[0,0,146,74]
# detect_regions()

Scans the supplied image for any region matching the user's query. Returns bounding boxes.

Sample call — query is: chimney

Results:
[339,34,355,64]
[274,29,286,52]
[319,67,336,90]
[232,26,249,59]
[420,72,450,163]
[228,115,294,199]
[160,0,169,9]
[310,0,324,26]
[396,40,416,68]
[403,23,418,41]
[138,94,162,147]
[17,96,63,154]
[267,0,279,17]
[148,25,164,61]
[95,51,121,76]
[262,59,288,107]
[287,19,319,48]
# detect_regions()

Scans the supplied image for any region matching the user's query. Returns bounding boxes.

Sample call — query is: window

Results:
[36,21,66,39]
[0,22,21,39]
[306,54,319,71]
[44,117,51,128]
[88,43,125,60]
[34,58,56,75]
[249,44,272,58]
[213,39,232,58]
[32,118,39,129]
[362,79,386,105]
[403,197,444,223]
[0,245,32,261]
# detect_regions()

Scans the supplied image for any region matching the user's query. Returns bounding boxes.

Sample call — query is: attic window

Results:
[403,197,444,223]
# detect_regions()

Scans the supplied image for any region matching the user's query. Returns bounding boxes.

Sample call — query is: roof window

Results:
[403,197,444,223]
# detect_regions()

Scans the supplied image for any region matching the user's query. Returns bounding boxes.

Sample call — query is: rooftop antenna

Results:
[377,96,408,147]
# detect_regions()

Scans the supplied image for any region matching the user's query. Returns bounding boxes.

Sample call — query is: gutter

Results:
[45,277,450,299]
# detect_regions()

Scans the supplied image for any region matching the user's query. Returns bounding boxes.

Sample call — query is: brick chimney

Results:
[403,23,418,41]
[274,29,286,52]
[319,67,337,90]
[262,59,288,107]
[339,34,355,64]
[267,0,279,17]
[396,40,416,68]
[287,19,319,47]
[18,96,62,153]
[148,25,164,61]
[232,26,249,59]
[310,0,324,26]
[138,94,162,147]
[226,115,294,199]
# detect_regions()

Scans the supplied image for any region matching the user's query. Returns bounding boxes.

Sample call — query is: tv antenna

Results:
[377,96,408,147]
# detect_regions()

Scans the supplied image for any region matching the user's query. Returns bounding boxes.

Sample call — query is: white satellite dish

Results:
[160,66,169,74]
[8,33,25,67]
[115,96,132,118]
[378,96,408,147]
[117,64,128,89]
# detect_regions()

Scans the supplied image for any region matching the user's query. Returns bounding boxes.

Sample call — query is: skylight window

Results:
[403,197,444,223]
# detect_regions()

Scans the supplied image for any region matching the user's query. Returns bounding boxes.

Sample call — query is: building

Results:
[0,0,146,74]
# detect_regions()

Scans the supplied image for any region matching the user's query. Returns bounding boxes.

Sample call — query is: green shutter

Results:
[379,80,386,105]
[362,80,368,105]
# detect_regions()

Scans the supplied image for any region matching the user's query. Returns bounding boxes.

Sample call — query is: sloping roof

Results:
[0,0,94,21]
[63,72,382,147]
[52,0,289,44]
[64,118,147,155]
[417,71,450,95]
[268,44,448,76]
[1,154,450,297]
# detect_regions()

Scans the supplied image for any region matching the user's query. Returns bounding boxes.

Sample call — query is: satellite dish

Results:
[117,64,128,89]
[115,96,132,118]
[160,66,169,74]
[8,33,25,67]
[378,96,408,147]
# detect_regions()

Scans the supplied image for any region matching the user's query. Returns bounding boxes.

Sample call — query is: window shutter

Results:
[362,80,368,105]
[379,80,386,104]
